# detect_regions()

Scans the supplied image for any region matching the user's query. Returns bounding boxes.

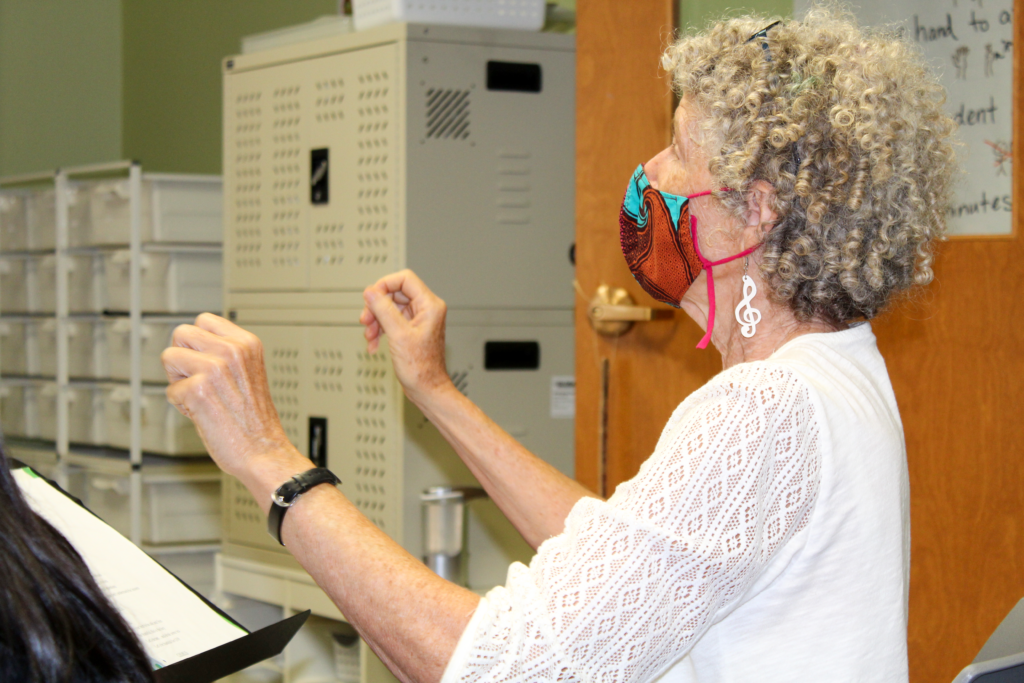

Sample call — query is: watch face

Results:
[274,478,303,507]
[273,469,340,508]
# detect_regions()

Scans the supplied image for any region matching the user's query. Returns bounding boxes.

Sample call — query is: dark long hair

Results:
[0,446,153,683]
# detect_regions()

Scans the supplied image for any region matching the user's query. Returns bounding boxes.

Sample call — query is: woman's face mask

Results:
[618,164,759,349]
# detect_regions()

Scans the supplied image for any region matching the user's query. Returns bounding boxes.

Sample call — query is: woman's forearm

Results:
[356,271,597,549]
[413,383,599,550]
[160,311,484,683]
[237,448,480,683]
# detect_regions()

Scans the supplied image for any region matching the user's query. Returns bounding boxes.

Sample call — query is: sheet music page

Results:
[14,467,247,668]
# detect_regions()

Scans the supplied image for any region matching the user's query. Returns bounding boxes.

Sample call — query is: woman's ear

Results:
[744,180,778,241]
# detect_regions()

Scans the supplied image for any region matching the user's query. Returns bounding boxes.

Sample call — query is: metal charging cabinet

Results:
[220,22,575,682]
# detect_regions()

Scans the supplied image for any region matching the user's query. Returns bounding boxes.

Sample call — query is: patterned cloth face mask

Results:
[619,164,760,349]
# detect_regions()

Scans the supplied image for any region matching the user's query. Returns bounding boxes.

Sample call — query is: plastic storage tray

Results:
[26,188,56,250]
[37,254,105,314]
[352,0,546,31]
[0,383,29,437]
[85,176,222,245]
[0,320,31,375]
[148,546,218,596]
[105,317,189,382]
[36,318,107,378]
[104,250,222,314]
[0,256,31,312]
[5,441,63,481]
[65,454,222,545]
[103,384,206,455]
[2,254,103,314]
[37,381,104,444]
[26,186,90,251]
[0,186,89,251]
[0,190,29,251]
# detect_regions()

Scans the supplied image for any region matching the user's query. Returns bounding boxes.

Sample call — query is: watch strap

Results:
[267,467,341,546]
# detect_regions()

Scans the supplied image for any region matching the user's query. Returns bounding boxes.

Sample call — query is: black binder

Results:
[154,610,308,683]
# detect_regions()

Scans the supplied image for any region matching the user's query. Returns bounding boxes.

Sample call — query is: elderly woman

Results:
[162,8,955,683]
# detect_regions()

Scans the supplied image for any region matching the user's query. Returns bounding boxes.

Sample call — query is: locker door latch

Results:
[309,417,328,468]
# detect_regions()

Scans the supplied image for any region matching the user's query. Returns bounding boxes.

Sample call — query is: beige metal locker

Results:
[223,22,575,309]
[220,22,575,682]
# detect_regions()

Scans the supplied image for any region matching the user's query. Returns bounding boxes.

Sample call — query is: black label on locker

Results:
[484,341,540,370]
[311,148,329,204]
[486,61,542,93]
[309,417,328,468]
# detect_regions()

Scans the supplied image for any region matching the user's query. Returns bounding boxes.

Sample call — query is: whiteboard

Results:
[795,0,1014,236]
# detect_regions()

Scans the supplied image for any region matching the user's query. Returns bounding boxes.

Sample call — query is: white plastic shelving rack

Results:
[0,161,223,552]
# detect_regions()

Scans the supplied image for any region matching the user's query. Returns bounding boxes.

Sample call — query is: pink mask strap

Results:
[689,215,762,349]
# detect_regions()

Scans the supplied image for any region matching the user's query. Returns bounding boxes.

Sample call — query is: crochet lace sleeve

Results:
[440,364,822,683]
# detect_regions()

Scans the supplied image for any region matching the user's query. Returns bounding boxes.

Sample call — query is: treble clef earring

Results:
[734,256,761,338]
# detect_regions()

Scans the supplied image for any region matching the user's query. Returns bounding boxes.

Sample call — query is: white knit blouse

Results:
[440,323,910,683]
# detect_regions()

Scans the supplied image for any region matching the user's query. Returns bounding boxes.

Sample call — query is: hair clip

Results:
[745,20,782,62]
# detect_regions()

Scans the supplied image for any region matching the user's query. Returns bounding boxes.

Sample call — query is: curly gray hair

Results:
[663,5,958,324]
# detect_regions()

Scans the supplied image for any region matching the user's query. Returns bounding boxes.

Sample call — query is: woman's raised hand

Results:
[360,269,452,405]
[160,313,301,481]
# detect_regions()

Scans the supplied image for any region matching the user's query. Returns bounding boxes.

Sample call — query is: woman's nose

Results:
[643,146,675,190]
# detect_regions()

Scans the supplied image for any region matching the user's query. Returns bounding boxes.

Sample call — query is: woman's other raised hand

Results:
[160,313,304,484]
[359,269,452,405]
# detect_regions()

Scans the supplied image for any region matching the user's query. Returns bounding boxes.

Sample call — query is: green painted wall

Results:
[678,0,793,33]
[122,0,337,174]
[0,0,338,177]
[0,0,122,177]
[0,0,669,178]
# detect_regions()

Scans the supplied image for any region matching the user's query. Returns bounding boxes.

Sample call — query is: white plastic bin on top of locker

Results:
[86,175,222,245]
[103,384,205,455]
[104,250,221,314]
[64,452,222,545]
[105,317,189,382]
[352,0,546,31]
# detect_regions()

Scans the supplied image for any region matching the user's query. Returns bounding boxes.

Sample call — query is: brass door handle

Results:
[589,304,654,322]
[587,285,669,336]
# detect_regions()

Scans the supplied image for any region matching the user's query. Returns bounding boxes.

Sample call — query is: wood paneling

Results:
[576,2,1024,681]
[873,1,1024,678]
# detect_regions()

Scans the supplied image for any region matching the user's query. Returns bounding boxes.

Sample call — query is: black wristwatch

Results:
[267,467,341,546]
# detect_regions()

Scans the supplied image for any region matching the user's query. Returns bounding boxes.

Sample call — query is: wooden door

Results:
[574,2,1024,682]
[574,0,717,498]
